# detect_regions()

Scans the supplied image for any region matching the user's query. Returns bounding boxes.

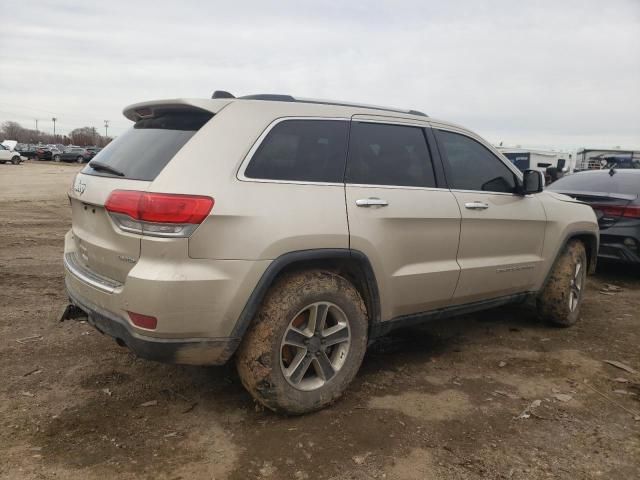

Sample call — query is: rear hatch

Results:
[68,105,214,283]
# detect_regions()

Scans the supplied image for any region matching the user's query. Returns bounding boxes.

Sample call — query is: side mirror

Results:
[521,169,544,194]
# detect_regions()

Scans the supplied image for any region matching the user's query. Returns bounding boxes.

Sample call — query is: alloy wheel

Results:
[569,260,584,312]
[279,301,351,391]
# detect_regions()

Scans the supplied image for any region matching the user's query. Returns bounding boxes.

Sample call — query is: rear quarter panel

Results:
[149,101,350,260]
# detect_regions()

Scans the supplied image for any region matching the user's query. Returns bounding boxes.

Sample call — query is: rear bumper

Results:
[599,231,640,264]
[66,280,239,365]
[62,229,271,365]
[599,240,640,264]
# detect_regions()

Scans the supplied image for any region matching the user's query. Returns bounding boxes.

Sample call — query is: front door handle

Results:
[464,201,489,210]
[356,197,389,208]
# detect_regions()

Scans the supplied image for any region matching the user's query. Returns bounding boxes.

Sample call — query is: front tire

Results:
[11,156,21,165]
[53,155,61,162]
[76,156,84,163]
[236,270,368,414]
[537,240,587,327]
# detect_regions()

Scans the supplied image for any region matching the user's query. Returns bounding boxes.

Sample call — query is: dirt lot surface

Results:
[1,162,639,479]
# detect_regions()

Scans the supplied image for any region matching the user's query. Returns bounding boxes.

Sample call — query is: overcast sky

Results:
[1,0,638,150]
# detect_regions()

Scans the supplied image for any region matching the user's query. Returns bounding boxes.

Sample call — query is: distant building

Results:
[575,148,640,170]
[496,147,573,173]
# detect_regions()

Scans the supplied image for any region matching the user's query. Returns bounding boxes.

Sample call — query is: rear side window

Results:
[548,172,640,195]
[82,109,213,181]
[436,130,517,193]
[346,122,436,187]
[244,120,349,183]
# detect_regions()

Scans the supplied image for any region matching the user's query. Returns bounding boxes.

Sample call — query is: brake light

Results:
[592,205,626,217]
[623,206,640,218]
[592,204,640,219]
[105,190,214,237]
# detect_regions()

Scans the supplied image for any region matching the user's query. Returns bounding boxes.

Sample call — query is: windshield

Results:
[81,109,213,181]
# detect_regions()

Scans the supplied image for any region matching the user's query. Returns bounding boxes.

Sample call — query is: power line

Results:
[0,102,129,128]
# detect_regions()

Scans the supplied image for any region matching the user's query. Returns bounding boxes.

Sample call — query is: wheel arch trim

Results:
[539,230,599,294]
[230,248,381,346]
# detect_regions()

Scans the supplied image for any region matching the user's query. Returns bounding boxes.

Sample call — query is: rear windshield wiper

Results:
[88,161,125,177]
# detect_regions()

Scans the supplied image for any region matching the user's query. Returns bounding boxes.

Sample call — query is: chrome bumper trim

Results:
[63,252,122,294]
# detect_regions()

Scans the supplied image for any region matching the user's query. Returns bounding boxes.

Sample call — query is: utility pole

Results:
[35,119,38,131]
[52,117,57,138]
[104,120,109,138]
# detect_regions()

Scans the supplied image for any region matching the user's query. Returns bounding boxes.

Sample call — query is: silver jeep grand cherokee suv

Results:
[62,91,599,414]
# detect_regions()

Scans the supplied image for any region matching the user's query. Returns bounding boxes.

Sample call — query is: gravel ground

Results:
[1,161,639,480]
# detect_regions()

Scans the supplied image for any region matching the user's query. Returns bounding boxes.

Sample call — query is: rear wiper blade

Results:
[88,161,125,177]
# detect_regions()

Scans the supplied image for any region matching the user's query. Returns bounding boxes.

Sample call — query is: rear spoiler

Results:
[123,98,233,122]
[553,190,637,202]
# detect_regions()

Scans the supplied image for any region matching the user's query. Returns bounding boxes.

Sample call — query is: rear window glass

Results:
[82,109,213,181]
[548,172,640,196]
[244,120,349,183]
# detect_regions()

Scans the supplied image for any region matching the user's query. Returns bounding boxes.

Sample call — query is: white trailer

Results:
[496,147,574,173]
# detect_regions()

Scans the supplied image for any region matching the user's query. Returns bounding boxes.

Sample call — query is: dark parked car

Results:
[35,146,51,160]
[85,146,102,159]
[58,147,92,163]
[35,146,63,161]
[16,144,39,159]
[548,169,640,264]
[604,155,640,170]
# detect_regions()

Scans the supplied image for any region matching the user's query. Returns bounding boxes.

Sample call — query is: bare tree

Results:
[2,120,113,147]
[69,127,98,146]
[1,121,24,141]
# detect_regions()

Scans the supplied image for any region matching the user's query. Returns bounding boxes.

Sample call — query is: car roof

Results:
[122,95,470,133]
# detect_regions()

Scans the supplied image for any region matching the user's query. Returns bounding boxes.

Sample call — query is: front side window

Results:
[437,130,517,193]
[244,120,349,183]
[346,122,436,187]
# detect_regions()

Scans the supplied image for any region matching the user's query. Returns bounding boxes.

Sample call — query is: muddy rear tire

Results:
[236,270,368,415]
[537,240,587,327]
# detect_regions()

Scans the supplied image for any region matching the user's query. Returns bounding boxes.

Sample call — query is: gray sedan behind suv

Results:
[549,169,640,264]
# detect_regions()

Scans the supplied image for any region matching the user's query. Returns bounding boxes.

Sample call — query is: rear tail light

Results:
[592,204,640,219]
[105,190,214,237]
[622,206,640,219]
[127,311,157,330]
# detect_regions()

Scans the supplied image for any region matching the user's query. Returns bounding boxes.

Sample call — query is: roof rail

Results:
[240,94,295,102]
[234,93,427,117]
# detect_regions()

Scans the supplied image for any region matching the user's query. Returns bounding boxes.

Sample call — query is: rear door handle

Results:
[464,201,489,210]
[356,197,389,207]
